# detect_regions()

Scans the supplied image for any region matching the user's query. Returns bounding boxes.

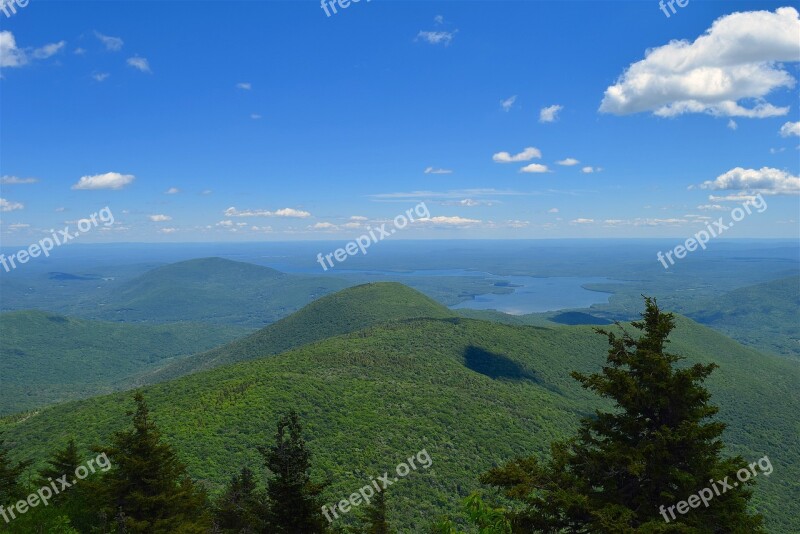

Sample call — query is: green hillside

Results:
[684,276,800,359]
[3,290,797,531]
[143,282,456,383]
[0,311,249,415]
[90,257,352,327]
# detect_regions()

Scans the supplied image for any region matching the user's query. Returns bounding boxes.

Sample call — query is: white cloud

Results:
[699,167,799,195]
[581,166,600,173]
[770,147,786,154]
[250,113,262,120]
[780,121,800,137]
[500,95,517,112]
[0,31,65,67]
[727,119,738,130]
[236,82,252,90]
[74,47,86,55]
[424,166,453,174]
[158,227,177,234]
[92,72,110,82]
[416,30,457,46]
[539,104,563,123]
[493,147,541,163]
[310,222,337,230]
[600,7,800,118]
[216,220,234,227]
[441,199,488,207]
[434,15,445,25]
[708,192,758,202]
[419,216,481,226]
[571,218,594,224]
[0,175,37,184]
[224,207,312,218]
[201,189,212,195]
[71,172,135,190]
[7,223,30,229]
[31,41,66,59]
[0,198,24,212]
[697,204,726,211]
[350,215,368,221]
[520,163,550,173]
[556,158,579,166]
[548,208,559,213]
[148,214,172,222]
[95,31,123,51]
[164,187,180,194]
[127,56,151,73]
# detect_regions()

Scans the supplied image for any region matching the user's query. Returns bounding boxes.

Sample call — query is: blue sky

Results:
[0,0,798,244]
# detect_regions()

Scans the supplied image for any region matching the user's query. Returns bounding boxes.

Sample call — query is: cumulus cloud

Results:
[148,214,172,222]
[600,7,800,118]
[0,31,66,67]
[0,176,37,184]
[493,147,541,163]
[698,166,799,195]
[520,163,550,173]
[581,166,601,173]
[310,222,337,230]
[556,158,580,166]
[780,121,800,137]
[164,187,180,194]
[127,56,151,73]
[500,95,517,112]
[419,215,481,226]
[71,172,135,190]
[0,198,24,212]
[424,166,453,174]
[224,207,312,218]
[95,31,124,51]
[539,104,563,123]
[416,30,457,46]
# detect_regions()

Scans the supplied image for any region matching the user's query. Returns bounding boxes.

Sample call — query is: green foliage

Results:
[261,411,327,533]
[684,276,800,359]
[150,282,455,382]
[97,392,211,533]
[212,467,267,533]
[482,298,764,532]
[0,436,31,505]
[359,488,390,534]
[0,310,248,415]
[2,292,797,531]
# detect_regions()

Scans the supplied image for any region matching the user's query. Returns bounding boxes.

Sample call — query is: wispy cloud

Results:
[416,30,457,46]
[424,166,453,174]
[0,198,24,212]
[236,82,252,90]
[127,56,151,73]
[500,95,517,112]
[148,214,172,222]
[0,175,38,185]
[556,158,580,166]
[224,207,312,218]
[95,31,124,51]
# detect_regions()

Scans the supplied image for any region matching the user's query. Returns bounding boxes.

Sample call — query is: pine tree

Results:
[481,297,765,532]
[38,439,81,503]
[360,488,390,534]
[213,466,267,533]
[260,410,327,533]
[0,435,31,505]
[98,392,211,533]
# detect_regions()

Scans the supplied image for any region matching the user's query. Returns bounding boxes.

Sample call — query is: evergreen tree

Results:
[98,392,211,533]
[213,467,266,533]
[481,297,764,532]
[360,489,390,534]
[0,435,31,505]
[38,439,81,503]
[260,410,327,533]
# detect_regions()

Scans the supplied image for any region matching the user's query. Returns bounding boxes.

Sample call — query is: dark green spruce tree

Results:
[359,488,390,534]
[260,410,327,533]
[0,435,31,505]
[38,439,81,504]
[98,392,211,533]
[213,466,267,533]
[481,297,764,532]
